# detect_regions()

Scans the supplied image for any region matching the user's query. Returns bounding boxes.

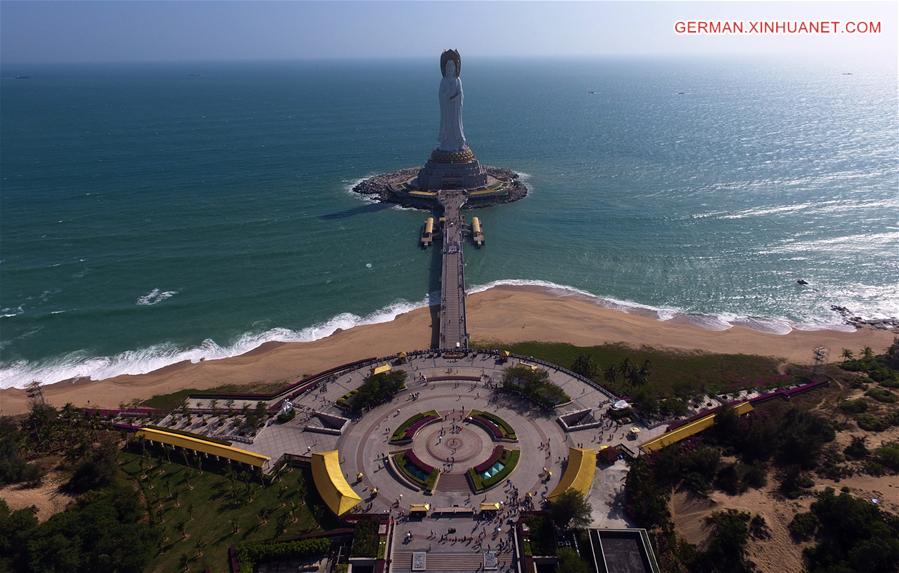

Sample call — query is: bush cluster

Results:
[235,537,330,573]
[501,365,570,409]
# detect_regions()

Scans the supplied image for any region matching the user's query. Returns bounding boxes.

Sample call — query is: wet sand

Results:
[1,285,894,416]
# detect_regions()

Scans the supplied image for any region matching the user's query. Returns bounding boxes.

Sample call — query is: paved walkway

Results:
[437,190,468,350]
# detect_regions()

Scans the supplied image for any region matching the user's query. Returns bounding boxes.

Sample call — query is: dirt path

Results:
[0,472,73,522]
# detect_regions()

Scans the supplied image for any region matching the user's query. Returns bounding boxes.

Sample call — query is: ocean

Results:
[1,57,897,388]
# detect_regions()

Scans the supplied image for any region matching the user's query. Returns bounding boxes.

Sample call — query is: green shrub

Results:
[865,387,897,403]
[715,464,742,495]
[742,464,767,489]
[844,436,868,460]
[276,409,296,424]
[788,511,818,541]
[557,548,591,573]
[839,399,868,414]
[856,414,891,432]
[873,442,899,472]
[350,518,380,557]
[804,488,899,572]
[235,538,330,573]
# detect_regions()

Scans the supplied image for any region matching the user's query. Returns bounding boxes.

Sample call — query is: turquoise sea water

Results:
[1,58,897,388]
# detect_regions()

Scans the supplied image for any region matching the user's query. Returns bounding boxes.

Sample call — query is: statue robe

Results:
[438,61,466,152]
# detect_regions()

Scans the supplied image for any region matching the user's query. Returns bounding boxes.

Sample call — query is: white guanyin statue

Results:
[438,57,466,152]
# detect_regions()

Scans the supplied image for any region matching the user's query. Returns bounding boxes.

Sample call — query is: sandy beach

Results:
[1,285,894,416]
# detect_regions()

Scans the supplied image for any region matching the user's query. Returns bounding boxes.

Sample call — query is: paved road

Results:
[437,191,468,350]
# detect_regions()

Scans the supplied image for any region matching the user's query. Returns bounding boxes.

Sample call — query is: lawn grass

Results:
[119,451,332,572]
[486,341,784,400]
[141,382,287,411]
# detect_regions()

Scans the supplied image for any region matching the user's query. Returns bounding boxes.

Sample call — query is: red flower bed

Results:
[474,446,504,473]
[405,450,435,474]
[403,415,439,440]
[470,416,503,440]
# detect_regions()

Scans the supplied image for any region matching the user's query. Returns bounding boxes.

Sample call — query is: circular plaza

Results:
[274,349,642,516]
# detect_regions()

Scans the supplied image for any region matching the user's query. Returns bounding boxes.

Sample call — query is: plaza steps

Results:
[391,550,513,572]
[436,472,470,492]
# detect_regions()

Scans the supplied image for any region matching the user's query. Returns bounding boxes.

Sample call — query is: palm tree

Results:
[603,365,617,386]
[618,358,632,379]
[841,348,854,361]
[862,346,874,360]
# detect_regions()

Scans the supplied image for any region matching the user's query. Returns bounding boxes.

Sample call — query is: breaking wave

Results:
[0,298,430,389]
[136,288,178,306]
[0,279,873,390]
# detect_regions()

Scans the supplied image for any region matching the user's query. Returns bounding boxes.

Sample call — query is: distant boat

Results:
[14,75,30,80]
[588,90,597,94]
[676,91,685,95]
[842,72,853,76]
[797,279,809,285]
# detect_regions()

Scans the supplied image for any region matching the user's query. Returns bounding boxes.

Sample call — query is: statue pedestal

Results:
[415,147,489,191]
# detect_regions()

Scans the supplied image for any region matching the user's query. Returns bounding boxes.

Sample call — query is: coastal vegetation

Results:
[619,341,899,572]
[487,341,783,417]
[837,340,899,434]
[501,365,570,409]
[792,488,899,572]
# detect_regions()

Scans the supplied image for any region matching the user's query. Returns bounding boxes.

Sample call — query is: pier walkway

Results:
[437,190,469,349]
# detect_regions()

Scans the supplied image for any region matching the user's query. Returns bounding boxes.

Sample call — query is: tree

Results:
[863,346,874,360]
[844,436,868,460]
[547,490,592,530]
[348,370,408,414]
[603,365,618,386]
[64,437,119,493]
[690,510,755,573]
[571,354,598,379]
[804,488,899,573]
[623,457,671,529]
[841,348,854,361]
[557,548,591,573]
[0,418,41,486]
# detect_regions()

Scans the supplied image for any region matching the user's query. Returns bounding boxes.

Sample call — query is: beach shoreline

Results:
[1,284,895,416]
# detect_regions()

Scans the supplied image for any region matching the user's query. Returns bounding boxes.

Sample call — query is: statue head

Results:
[440,49,461,78]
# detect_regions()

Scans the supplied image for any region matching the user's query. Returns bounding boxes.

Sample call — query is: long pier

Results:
[436,190,469,349]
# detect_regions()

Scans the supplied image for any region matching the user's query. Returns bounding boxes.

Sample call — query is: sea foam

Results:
[0,280,868,390]
[0,297,430,389]
[136,288,178,306]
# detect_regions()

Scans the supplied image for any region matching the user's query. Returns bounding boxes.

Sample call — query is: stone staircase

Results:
[437,472,470,492]
[391,550,513,572]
